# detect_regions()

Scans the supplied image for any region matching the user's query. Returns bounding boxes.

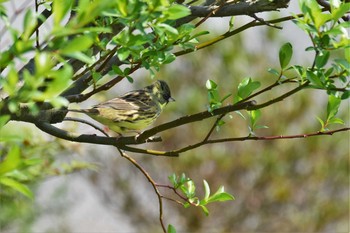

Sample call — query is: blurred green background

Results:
[1,1,349,233]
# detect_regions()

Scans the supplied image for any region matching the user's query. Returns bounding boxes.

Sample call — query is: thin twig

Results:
[35,0,39,48]
[156,184,191,203]
[203,114,225,142]
[136,101,256,142]
[162,127,350,155]
[195,2,226,28]
[174,14,303,57]
[119,145,179,157]
[249,13,283,29]
[116,149,167,233]
[160,195,184,205]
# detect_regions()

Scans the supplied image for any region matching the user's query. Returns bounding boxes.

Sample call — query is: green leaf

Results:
[235,111,246,120]
[299,0,332,29]
[60,35,94,54]
[328,117,344,125]
[207,192,235,203]
[22,9,37,40]
[316,116,325,131]
[162,53,176,64]
[35,52,55,76]
[53,0,73,26]
[109,65,123,76]
[0,115,10,129]
[117,47,131,61]
[126,76,134,83]
[341,91,350,100]
[2,66,19,96]
[116,0,128,17]
[267,68,280,76]
[0,145,21,175]
[306,70,323,88]
[200,205,209,216]
[237,77,261,101]
[229,16,235,31]
[190,30,210,40]
[327,94,341,121]
[186,180,196,198]
[331,2,350,21]
[249,109,261,130]
[166,4,191,20]
[155,23,179,37]
[203,180,210,200]
[221,93,232,102]
[315,51,330,68]
[206,79,217,90]
[167,224,177,233]
[179,173,188,185]
[44,64,73,97]
[279,42,293,69]
[168,173,177,187]
[65,51,94,64]
[0,177,33,199]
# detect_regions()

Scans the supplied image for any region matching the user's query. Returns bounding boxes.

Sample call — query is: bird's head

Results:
[147,80,175,105]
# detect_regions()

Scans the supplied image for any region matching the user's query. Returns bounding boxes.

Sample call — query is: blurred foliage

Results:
[0,122,98,232]
[0,0,349,232]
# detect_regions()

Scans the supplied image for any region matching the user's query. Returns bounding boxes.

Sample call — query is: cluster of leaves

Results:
[0,0,202,192]
[0,0,204,121]
[0,127,96,200]
[0,0,348,232]
[205,0,349,136]
[0,1,208,231]
[293,0,349,130]
[167,173,234,231]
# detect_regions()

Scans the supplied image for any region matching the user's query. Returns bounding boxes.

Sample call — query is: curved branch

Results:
[117,149,167,232]
[33,101,255,147]
[34,122,150,145]
[34,122,177,157]
[163,127,350,155]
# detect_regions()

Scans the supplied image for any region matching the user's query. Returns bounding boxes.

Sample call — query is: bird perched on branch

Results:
[69,80,174,134]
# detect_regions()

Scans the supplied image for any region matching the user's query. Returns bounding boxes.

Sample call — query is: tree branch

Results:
[175,13,301,57]
[116,149,167,233]
[162,127,350,155]
[176,0,290,25]
[136,100,257,142]
[189,0,290,17]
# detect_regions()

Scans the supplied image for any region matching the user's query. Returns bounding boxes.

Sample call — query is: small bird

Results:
[69,80,174,134]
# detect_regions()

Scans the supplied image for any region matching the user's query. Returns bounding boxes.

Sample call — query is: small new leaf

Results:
[268,68,280,77]
[236,77,260,102]
[166,4,191,20]
[0,177,33,199]
[167,224,177,233]
[327,94,341,121]
[203,180,210,200]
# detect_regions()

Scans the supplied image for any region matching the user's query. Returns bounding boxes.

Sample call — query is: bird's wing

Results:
[94,90,153,111]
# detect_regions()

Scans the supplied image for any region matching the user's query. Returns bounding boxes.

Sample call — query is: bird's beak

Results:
[169,97,175,102]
